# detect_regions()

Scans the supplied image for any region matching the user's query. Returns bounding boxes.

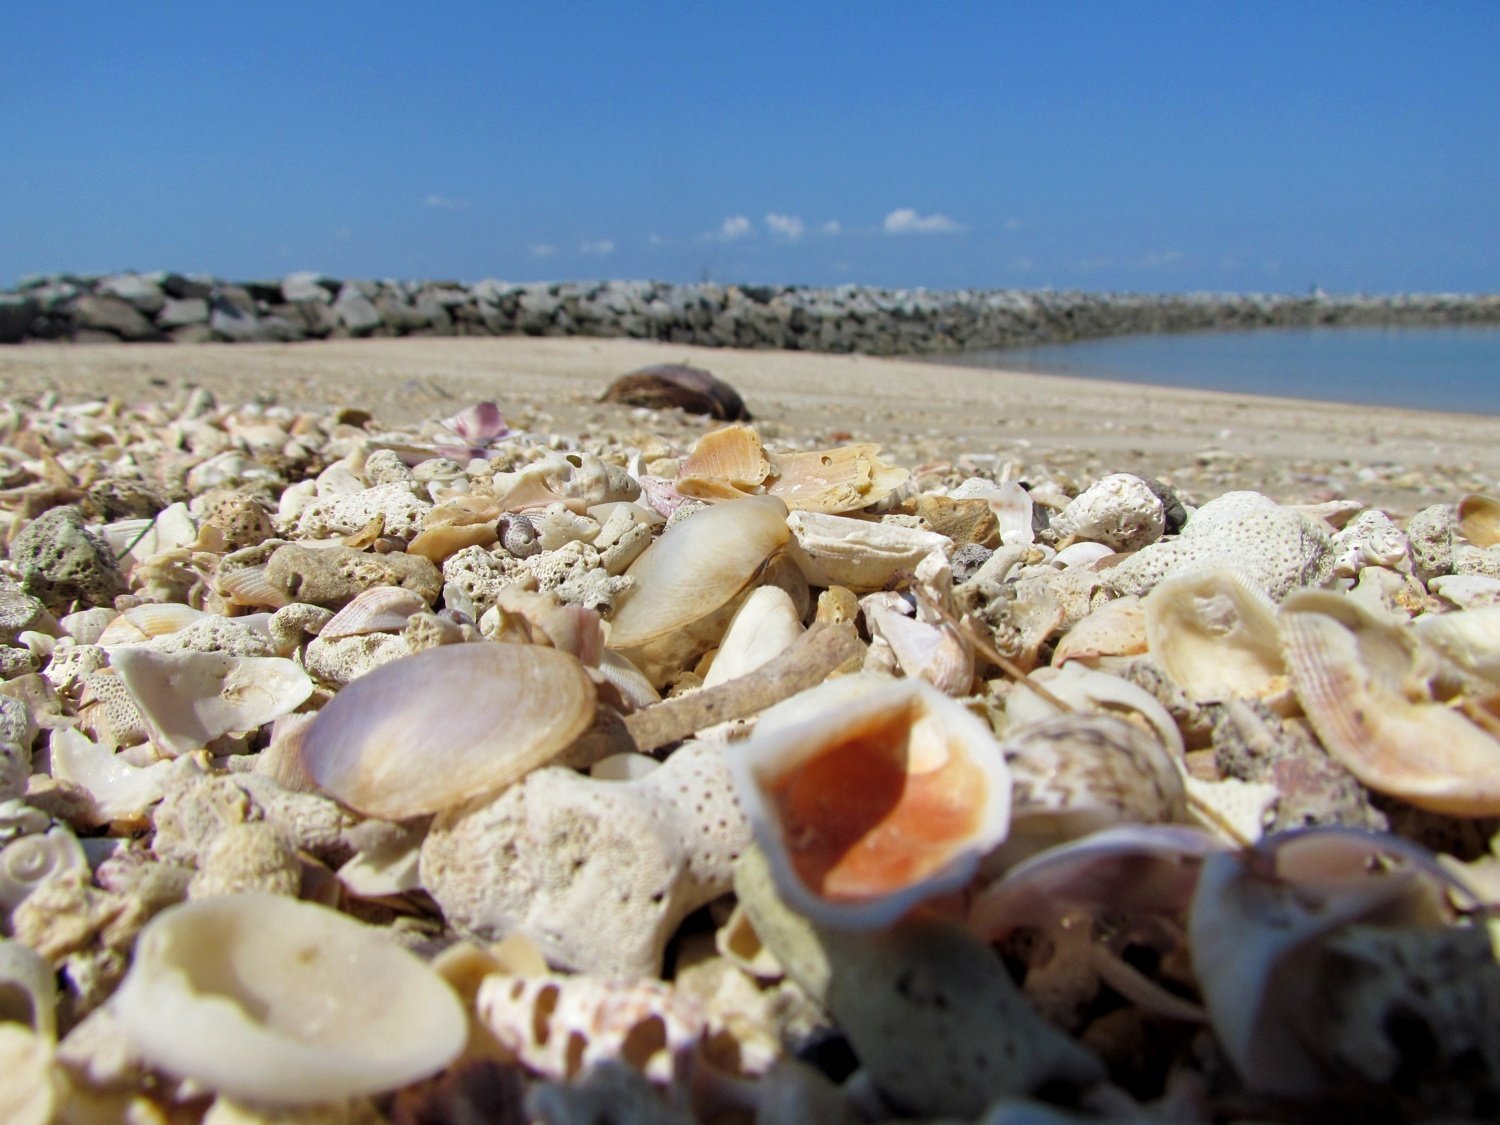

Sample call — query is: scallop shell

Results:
[1281,591,1500,815]
[110,893,466,1105]
[1457,493,1500,547]
[320,585,430,639]
[606,494,790,651]
[0,827,87,912]
[110,648,315,757]
[1144,567,1285,703]
[784,511,952,593]
[300,642,596,819]
[730,675,1011,928]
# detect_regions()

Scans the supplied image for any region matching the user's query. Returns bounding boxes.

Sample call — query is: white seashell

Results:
[1457,493,1500,547]
[110,648,314,757]
[0,827,87,912]
[1412,604,1500,687]
[0,1024,65,1123]
[336,831,424,898]
[96,602,206,647]
[110,893,466,1105]
[1053,540,1116,568]
[606,494,791,651]
[864,600,974,695]
[1281,592,1500,815]
[1050,595,1147,666]
[319,585,428,639]
[1428,573,1500,609]
[592,649,662,710]
[48,727,182,824]
[951,478,1034,545]
[532,502,602,551]
[0,938,58,1039]
[590,752,660,781]
[731,675,1011,928]
[1188,829,1462,1098]
[1051,474,1164,552]
[1007,662,1185,760]
[701,586,805,689]
[301,642,596,819]
[998,713,1187,866]
[1183,774,1279,845]
[784,511,952,593]
[1144,567,1286,703]
[58,607,117,645]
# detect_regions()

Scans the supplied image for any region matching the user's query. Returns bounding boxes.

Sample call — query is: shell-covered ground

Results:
[1,347,1499,1124]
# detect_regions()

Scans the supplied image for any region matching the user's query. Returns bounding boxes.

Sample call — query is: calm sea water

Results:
[944,325,1500,416]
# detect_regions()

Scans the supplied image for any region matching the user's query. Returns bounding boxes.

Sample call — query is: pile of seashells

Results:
[1,389,1498,1123]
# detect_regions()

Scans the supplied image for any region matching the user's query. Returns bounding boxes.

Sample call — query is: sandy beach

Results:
[2,335,1496,513]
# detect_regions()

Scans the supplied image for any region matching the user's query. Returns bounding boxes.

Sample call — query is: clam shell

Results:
[300,642,596,819]
[110,893,466,1105]
[110,648,314,757]
[1281,592,1500,815]
[730,675,1011,928]
[785,511,952,593]
[701,585,805,689]
[1050,595,1147,666]
[606,494,790,651]
[1457,493,1500,547]
[1144,567,1285,703]
[95,602,206,647]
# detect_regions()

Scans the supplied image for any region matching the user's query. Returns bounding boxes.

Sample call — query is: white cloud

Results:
[424,194,470,210]
[883,208,962,235]
[530,243,557,259]
[820,220,843,236]
[579,239,616,256]
[765,213,805,241]
[721,215,752,239]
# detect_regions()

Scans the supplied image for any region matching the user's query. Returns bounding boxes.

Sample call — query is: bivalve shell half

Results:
[1144,567,1285,704]
[1281,591,1500,815]
[300,642,596,819]
[110,893,466,1105]
[1457,493,1500,547]
[730,675,1011,928]
[320,585,430,639]
[606,494,790,651]
[785,511,952,593]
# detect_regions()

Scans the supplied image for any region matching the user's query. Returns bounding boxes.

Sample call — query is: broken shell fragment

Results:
[110,648,314,757]
[606,494,790,651]
[784,511,952,593]
[1457,493,1500,547]
[765,443,909,513]
[730,675,1011,928]
[301,642,595,819]
[110,893,466,1105]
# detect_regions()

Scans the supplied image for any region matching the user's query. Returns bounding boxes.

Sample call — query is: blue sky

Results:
[4,2,1497,293]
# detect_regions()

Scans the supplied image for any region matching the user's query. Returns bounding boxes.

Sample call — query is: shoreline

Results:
[2,335,1496,515]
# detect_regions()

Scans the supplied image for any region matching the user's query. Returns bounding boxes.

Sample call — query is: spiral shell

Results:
[0,828,87,912]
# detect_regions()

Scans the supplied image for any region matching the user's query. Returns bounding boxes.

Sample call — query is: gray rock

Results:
[10,506,128,611]
[281,272,337,303]
[159,274,213,300]
[97,274,166,314]
[69,295,162,341]
[0,295,38,343]
[213,285,259,317]
[209,303,269,342]
[155,297,209,329]
[333,289,383,335]
[374,296,431,333]
[262,543,442,610]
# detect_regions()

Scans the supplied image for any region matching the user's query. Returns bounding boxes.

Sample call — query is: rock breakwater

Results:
[3,271,1498,353]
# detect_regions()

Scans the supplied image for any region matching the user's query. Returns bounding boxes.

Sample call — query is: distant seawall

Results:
[3,272,1498,354]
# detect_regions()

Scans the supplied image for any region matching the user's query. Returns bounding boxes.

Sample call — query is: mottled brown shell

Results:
[599,364,751,421]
